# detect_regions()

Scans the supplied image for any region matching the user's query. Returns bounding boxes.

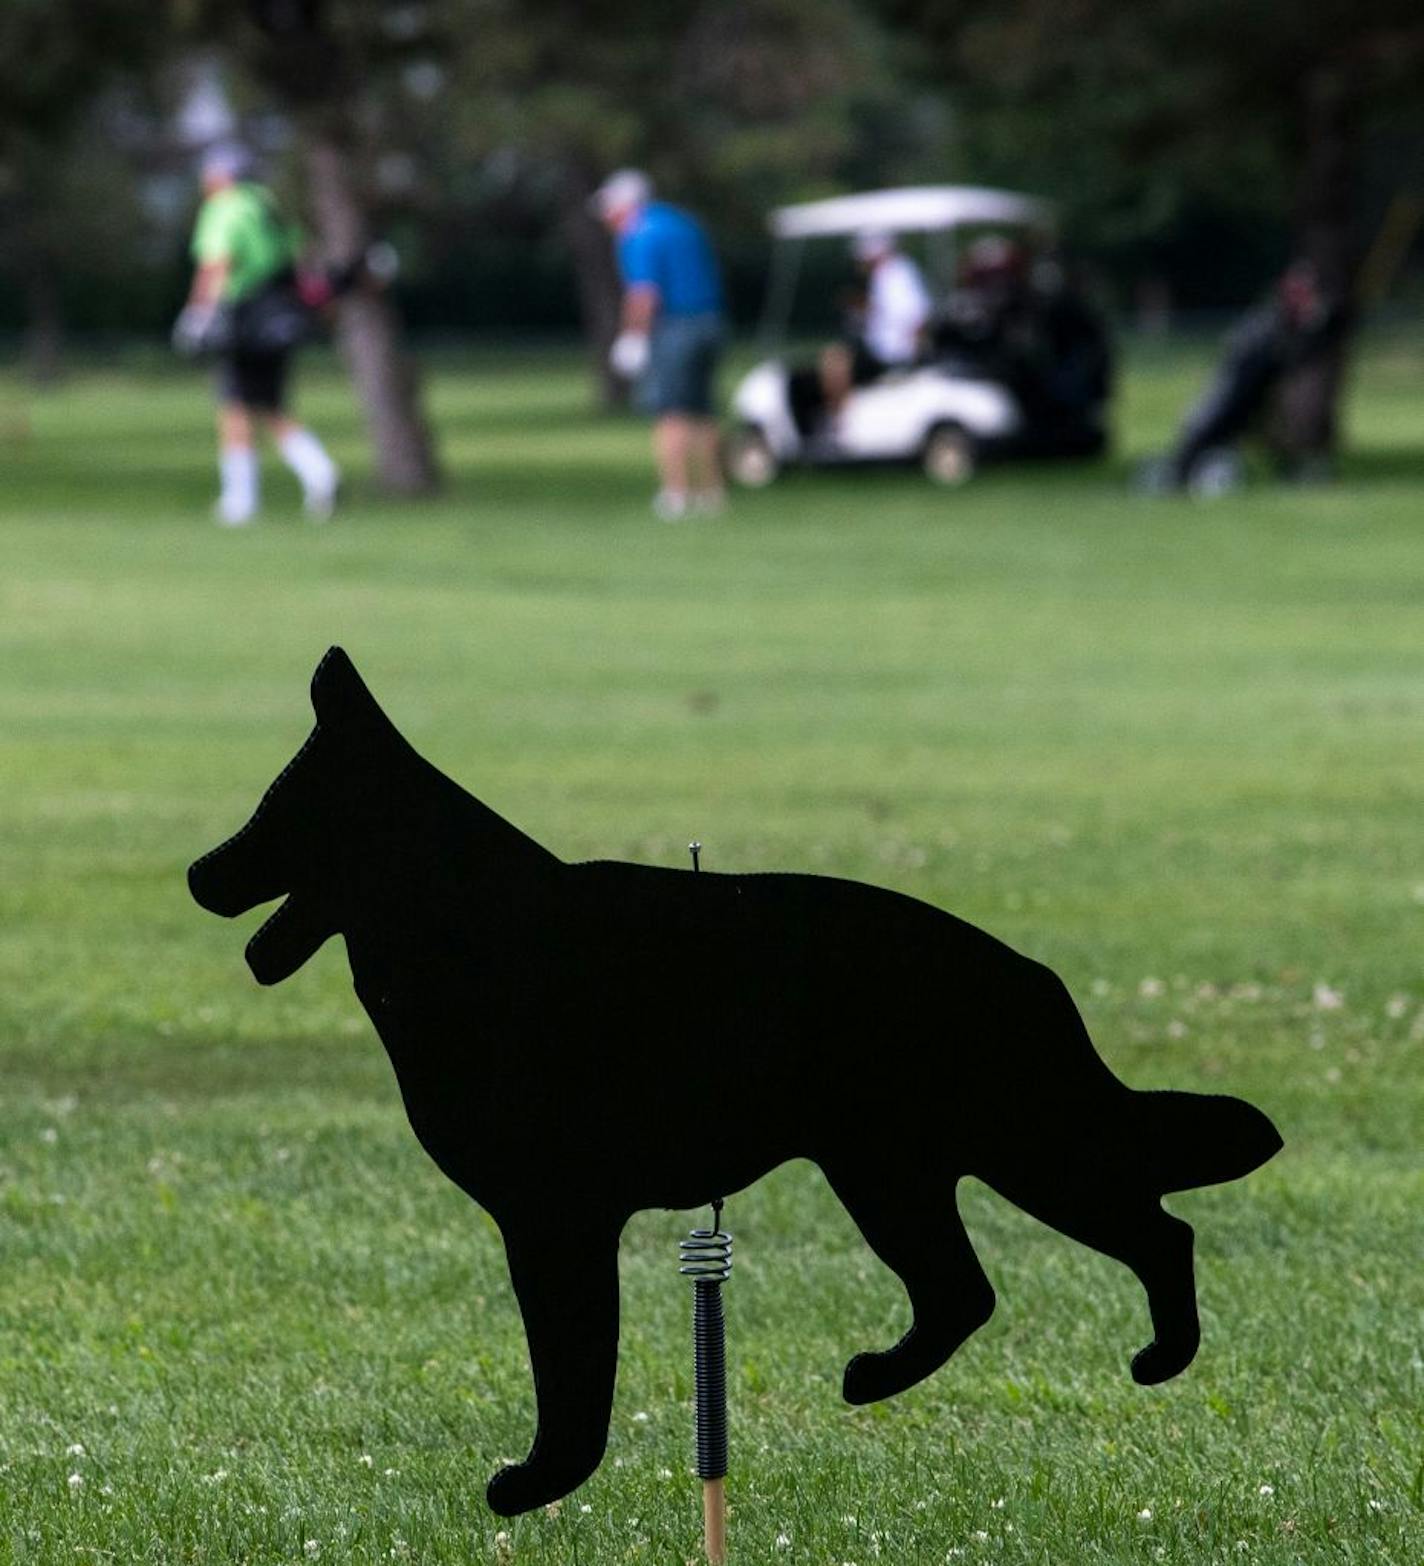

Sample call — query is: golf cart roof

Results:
[769,185,1053,241]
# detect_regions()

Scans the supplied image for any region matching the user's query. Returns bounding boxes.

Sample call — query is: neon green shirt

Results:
[190,183,298,302]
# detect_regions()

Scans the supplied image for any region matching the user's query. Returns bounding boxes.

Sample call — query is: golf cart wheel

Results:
[922,422,977,486]
[725,425,780,488]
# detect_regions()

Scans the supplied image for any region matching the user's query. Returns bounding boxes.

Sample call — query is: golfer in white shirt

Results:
[821,230,932,416]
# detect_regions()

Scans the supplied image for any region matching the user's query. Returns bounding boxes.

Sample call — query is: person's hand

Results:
[171,302,218,357]
[609,330,650,380]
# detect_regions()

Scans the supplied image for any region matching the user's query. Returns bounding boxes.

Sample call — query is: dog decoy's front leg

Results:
[485,1212,623,1516]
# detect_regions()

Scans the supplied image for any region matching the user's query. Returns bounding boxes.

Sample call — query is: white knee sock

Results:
[217,447,259,523]
[277,427,338,502]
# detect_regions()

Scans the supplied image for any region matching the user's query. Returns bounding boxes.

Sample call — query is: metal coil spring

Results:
[678,1226,733,1282]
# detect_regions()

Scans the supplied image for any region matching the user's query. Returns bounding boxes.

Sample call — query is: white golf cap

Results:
[591,168,653,218]
[851,229,895,262]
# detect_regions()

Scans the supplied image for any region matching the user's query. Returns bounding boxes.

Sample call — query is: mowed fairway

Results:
[1,338,1421,1565]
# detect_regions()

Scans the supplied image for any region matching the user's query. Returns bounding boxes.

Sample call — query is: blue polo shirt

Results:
[617,202,723,318]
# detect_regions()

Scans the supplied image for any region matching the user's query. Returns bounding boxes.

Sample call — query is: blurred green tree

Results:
[445,0,888,405]
[0,0,162,380]
[879,0,1424,459]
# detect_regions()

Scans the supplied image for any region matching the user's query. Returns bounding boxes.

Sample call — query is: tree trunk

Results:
[24,257,64,386]
[302,132,441,494]
[559,174,629,412]
[1274,64,1359,464]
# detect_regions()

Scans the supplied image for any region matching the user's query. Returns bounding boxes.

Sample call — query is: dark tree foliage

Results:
[0,1,162,379]
[443,0,887,404]
[877,0,1424,456]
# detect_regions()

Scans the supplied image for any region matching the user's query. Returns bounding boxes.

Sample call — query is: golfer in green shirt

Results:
[175,144,339,527]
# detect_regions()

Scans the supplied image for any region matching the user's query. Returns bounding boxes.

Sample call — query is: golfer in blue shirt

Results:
[593,170,726,520]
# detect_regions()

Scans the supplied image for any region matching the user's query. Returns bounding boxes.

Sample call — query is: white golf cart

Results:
[726,185,1104,487]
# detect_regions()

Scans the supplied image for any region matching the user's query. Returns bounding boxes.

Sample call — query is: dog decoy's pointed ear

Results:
[310,646,390,730]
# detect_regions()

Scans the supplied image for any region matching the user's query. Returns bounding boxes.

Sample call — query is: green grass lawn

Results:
[1,337,1421,1564]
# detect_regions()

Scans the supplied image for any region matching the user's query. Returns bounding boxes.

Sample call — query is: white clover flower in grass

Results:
[656,1467,672,1480]
[1313,983,1343,1010]
[632,1410,650,1423]
[358,1454,373,1467]
[1136,1508,1153,1522]
[304,1542,320,1559]
[775,1532,791,1548]
[1258,1483,1274,1497]
[40,1127,59,1145]
[1368,1498,1386,1513]
[66,1443,85,1457]
[1386,994,1410,1019]
[1139,978,1165,999]
[67,1473,84,1491]
[579,1504,592,1515]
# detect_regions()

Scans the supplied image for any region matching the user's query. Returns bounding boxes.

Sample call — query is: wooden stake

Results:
[702,1476,727,1564]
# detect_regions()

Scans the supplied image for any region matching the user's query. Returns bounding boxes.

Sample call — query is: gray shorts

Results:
[642,312,725,417]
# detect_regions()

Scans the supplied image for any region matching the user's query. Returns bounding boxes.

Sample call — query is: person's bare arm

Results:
[188,259,230,308]
[621,283,658,333]
[172,258,230,355]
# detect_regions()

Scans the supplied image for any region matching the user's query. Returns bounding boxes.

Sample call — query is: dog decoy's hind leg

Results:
[991,1178,1201,1386]
[1114,1205,1201,1385]
[485,1213,623,1516]
[825,1161,996,1406]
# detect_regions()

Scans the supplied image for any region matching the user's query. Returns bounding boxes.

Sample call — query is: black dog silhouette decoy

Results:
[188,649,1282,1515]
